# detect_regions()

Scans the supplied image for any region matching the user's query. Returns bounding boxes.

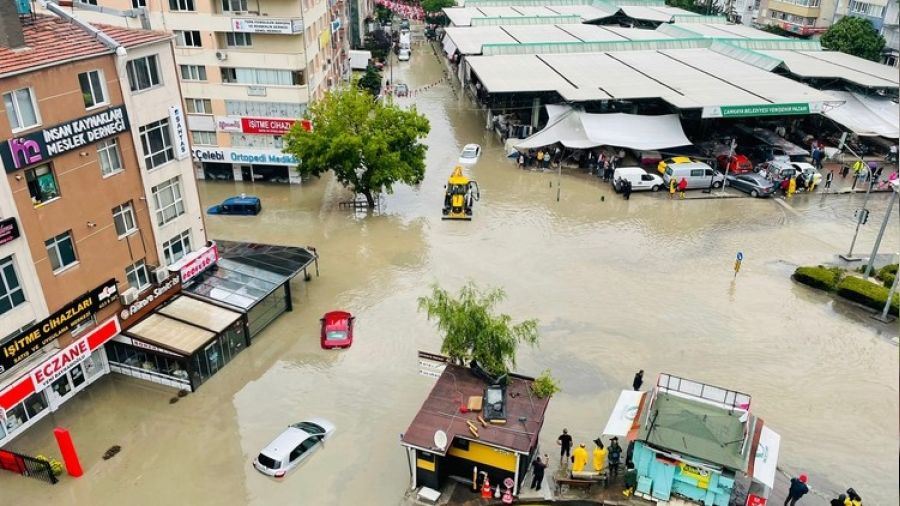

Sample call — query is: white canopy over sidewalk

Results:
[823,91,900,138]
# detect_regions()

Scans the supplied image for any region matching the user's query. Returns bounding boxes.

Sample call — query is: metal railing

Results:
[656,373,752,411]
[0,450,58,485]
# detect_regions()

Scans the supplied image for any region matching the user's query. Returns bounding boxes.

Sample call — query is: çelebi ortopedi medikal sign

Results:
[0,106,130,172]
[0,279,118,374]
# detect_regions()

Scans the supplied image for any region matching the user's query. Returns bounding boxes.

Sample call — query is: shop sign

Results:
[30,335,91,389]
[0,217,20,246]
[216,116,243,133]
[1,106,129,172]
[331,18,341,33]
[0,279,118,374]
[169,105,190,160]
[417,350,448,379]
[173,242,219,283]
[118,275,182,329]
[112,335,180,357]
[247,86,267,97]
[231,18,303,34]
[241,117,297,135]
[746,494,766,506]
[702,103,820,119]
[192,147,299,166]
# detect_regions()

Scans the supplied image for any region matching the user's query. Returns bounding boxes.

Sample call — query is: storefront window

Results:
[106,341,190,388]
[51,375,73,398]
[84,350,103,380]
[5,403,28,433]
[71,363,86,388]
[24,391,48,419]
[248,285,288,337]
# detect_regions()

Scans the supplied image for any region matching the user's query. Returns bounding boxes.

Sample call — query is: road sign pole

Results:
[874,253,899,323]
[863,183,899,278]
[839,135,873,262]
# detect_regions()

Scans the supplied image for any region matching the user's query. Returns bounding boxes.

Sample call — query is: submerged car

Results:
[320,311,354,349]
[253,419,335,478]
[207,195,261,215]
[458,144,481,165]
[725,173,776,198]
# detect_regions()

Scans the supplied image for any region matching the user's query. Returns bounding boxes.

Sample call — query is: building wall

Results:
[1,55,159,312]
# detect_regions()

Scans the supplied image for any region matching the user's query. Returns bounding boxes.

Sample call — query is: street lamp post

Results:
[873,252,899,323]
[838,135,875,261]
[863,181,899,278]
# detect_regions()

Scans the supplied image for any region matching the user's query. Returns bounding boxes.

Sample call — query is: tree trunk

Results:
[362,189,376,208]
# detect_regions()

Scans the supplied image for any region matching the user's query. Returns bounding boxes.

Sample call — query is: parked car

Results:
[789,162,822,185]
[320,310,354,349]
[253,419,336,478]
[663,162,724,189]
[716,154,753,174]
[207,195,261,215]
[398,48,410,61]
[394,83,409,96]
[657,156,695,174]
[400,17,410,29]
[747,145,790,165]
[458,144,481,165]
[634,150,662,168]
[725,173,776,198]
[613,167,665,192]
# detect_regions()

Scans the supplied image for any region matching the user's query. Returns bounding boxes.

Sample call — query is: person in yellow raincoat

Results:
[572,443,589,472]
[592,439,607,473]
[787,176,797,198]
[668,177,677,199]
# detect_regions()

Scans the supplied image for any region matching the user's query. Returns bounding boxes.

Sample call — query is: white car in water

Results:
[253,419,335,478]
[458,144,481,165]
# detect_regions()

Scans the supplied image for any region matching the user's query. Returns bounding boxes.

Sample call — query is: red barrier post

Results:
[53,427,83,477]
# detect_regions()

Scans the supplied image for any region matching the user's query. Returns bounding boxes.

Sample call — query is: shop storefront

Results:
[0,317,120,446]
[192,147,300,184]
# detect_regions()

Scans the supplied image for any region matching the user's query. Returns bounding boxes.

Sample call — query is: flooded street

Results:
[4,43,898,506]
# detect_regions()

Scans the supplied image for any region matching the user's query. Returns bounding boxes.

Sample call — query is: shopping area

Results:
[0,241,318,447]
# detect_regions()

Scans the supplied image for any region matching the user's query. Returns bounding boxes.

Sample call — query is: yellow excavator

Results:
[442,166,480,220]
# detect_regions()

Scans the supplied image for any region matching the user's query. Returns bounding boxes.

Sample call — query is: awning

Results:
[752,425,781,489]
[823,91,899,138]
[515,106,692,151]
[157,296,242,333]
[127,313,215,356]
[603,390,646,437]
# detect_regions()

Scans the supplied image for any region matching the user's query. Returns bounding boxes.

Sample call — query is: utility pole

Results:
[873,252,899,323]
[863,181,899,278]
[838,133,874,261]
[721,137,736,196]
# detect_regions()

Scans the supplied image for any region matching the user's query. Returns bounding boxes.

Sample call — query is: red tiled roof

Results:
[401,364,550,455]
[0,14,172,77]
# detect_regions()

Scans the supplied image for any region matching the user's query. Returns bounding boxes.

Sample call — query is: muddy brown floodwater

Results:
[4,42,898,506]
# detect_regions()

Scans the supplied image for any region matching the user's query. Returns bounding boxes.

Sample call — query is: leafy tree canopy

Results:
[421,0,456,13]
[418,282,539,376]
[358,65,383,96]
[283,83,429,207]
[365,29,392,61]
[820,16,886,62]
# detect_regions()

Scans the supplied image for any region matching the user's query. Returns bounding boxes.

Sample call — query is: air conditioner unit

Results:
[153,267,170,284]
[120,287,139,305]
[216,51,228,61]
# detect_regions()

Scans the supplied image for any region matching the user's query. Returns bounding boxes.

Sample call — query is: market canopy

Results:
[823,91,900,138]
[515,106,692,151]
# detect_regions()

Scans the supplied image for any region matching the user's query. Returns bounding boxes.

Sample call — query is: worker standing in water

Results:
[677,177,688,199]
[787,176,797,198]
[669,177,677,199]
[572,443,589,472]
[592,439,607,473]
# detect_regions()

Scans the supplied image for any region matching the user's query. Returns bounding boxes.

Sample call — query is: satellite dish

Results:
[434,430,448,450]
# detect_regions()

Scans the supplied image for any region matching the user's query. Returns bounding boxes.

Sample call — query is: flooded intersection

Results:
[3,44,898,506]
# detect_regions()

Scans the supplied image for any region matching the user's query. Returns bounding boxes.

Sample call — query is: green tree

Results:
[357,65,383,96]
[421,0,456,13]
[375,5,392,24]
[364,29,392,61]
[283,83,429,207]
[820,16,886,61]
[417,282,539,376]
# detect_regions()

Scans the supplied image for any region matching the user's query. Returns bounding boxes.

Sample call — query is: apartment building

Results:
[0,6,208,445]
[67,0,352,184]
[755,0,837,35]
[833,0,899,65]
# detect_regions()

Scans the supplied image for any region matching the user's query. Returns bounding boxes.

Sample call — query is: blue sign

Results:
[736,251,744,261]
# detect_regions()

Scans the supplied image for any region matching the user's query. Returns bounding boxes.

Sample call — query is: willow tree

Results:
[418,282,539,376]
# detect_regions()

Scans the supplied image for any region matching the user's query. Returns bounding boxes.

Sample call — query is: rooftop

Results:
[401,364,550,455]
[0,14,172,78]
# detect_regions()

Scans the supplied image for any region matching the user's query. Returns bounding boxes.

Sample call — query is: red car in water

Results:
[320,311,354,349]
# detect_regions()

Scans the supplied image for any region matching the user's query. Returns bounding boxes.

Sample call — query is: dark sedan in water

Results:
[725,173,776,198]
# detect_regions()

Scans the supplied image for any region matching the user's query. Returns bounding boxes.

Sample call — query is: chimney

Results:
[0,0,27,49]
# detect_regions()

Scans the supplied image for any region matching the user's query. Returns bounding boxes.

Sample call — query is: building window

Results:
[97,138,124,177]
[169,0,195,10]
[175,30,203,48]
[45,231,77,273]
[190,131,217,145]
[184,98,212,114]
[152,177,185,226]
[848,0,885,16]
[2,87,40,132]
[78,70,107,109]
[139,119,175,170]
[0,256,26,316]
[25,164,60,205]
[222,0,248,11]
[112,202,138,237]
[180,64,208,81]
[220,68,304,86]
[132,0,146,6]
[126,55,161,92]
[225,100,305,118]
[230,133,283,149]
[163,230,192,265]
[125,259,150,291]
[226,32,253,47]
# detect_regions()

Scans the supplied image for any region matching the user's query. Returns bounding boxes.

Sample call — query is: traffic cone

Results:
[481,477,492,498]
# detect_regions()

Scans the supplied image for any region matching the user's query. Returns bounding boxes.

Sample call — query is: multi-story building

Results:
[755,0,836,35]
[881,0,899,66]
[0,5,207,445]
[66,0,352,184]
[832,0,899,65]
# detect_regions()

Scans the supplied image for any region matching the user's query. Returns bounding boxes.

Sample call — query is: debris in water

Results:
[102,446,121,460]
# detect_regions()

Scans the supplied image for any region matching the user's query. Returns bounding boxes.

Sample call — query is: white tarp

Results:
[752,425,781,489]
[824,91,899,138]
[515,106,692,151]
[602,390,646,437]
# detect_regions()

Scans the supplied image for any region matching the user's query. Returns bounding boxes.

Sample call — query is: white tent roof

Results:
[515,106,692,151]
[752,426,781,490]
[759,50,899,89]
[823,91,900,138]
[443,24,672,55]
[444,5,615,26]
[620,5,679,22]
[669,22,784,39]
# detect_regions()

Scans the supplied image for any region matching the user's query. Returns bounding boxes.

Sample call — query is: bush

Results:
[794,265,843,291]
[882,272,896,289]
[532,370,561,399]
[836,276,899,316]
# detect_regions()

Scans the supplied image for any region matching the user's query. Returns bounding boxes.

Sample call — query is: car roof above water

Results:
[222,195,260,206]
[260,427,311,460]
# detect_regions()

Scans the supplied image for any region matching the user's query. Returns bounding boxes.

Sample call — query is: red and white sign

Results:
[241,117,312,135]
[0,317,120,410]
[174,242,219,283]
[746,494,767,506]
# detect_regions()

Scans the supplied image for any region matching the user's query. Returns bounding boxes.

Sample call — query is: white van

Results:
[613,167,665,192]
[663,162,724,189]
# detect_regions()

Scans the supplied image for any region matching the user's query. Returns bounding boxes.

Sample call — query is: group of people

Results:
[517,147,562,170]
[784,474,863,506]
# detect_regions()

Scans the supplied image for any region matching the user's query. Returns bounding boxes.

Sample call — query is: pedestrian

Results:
[572,443,589,472]
[890,144,898,163]
[592,439,607,473]
[841,163,850,178]
[787,176,797,198]
[844,488,862,506]
[557,429,573,466]
[623,179,632,200]
[517,153,524,169]
[608,437,622,477]
[795,172,806,192]
[784,474,809,505]
[605,160,613,181]
[830,494,847,506]
[530,455,547,490]
[669,177,677,199]
[825,170,834,192]
[873,164,884,183]
[808,174,817,192]
[537,150,544,168]
[632,370,644,390]
[544,152,551,169]
[812,146,824,170]
[677,177,687,199]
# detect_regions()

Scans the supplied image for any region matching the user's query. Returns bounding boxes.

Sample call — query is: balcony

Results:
[766,0,821,18]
